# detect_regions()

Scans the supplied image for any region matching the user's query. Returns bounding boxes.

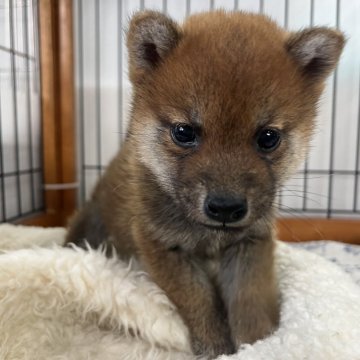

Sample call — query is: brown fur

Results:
[66,11,344,357]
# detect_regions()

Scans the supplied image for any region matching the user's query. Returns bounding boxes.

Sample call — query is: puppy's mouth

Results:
[199,221,246,232]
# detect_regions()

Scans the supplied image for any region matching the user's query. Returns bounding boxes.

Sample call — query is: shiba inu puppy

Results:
[66,10,344,357]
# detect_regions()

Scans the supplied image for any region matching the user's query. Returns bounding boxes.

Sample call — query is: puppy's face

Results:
[127,11,344,231]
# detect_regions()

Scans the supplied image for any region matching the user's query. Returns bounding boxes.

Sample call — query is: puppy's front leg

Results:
[133,225,235,357]
[219,238,279,347]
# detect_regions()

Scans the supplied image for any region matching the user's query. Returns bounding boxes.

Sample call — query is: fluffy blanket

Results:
[0,224,359,360]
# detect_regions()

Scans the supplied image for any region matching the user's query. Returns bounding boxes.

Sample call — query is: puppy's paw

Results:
[191,335,236,358]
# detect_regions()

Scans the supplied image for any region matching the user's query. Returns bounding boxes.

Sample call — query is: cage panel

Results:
[75,0,360,219]
[0,0,43,222]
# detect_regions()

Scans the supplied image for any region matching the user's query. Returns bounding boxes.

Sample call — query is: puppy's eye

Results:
[171,123,197,147]
[256,128,281,153]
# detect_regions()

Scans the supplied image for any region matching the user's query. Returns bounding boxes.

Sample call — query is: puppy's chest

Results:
[190,234,240,281]
[195,255,222,282]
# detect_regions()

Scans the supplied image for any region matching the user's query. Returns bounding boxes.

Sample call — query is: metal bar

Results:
[118,0,123,147]
[284,0,289,29]
[309,0,315,26]
[23,0,35,211]
[32,0,40,94]
[278,0,290,210]
[78,0,86,204]
[301,169,359,175]
[9,0,22,217]
[186,0,191,16]
[33,0,43,211]
[0,78,6,221]
[95,0,101,178]
[210,0,215,11]
[326,0,340,218]
[278,1,290,210]
[0,44,36,60]
[353,62,360,212]
[0,168,42,178]
[140,0,145,11]
[302,0,315,211]
[162,0,167,13]
[234,0,239,11]
[279,208,360,215]
[259,0,264,14]
[83,165,106,170]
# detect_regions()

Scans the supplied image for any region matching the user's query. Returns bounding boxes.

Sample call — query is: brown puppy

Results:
[66,11,344,357]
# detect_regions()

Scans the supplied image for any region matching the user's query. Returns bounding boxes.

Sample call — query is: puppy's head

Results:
[127,11,344,230]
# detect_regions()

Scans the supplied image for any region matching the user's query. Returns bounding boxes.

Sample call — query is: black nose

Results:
[204,195,248,224]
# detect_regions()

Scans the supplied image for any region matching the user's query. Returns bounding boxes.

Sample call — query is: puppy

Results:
[66,10,344,357]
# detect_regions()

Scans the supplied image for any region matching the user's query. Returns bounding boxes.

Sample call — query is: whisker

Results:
[279,186,328,204]
[275,217,302,242]
[273,202,326,240]
[280,187,330,198]
[278,194,322,206]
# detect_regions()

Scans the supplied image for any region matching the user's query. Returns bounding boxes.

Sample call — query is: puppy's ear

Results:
[286,28,345,80]
[127,11,181,83]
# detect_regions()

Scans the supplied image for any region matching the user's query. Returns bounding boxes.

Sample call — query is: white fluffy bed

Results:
[0,224,359,360]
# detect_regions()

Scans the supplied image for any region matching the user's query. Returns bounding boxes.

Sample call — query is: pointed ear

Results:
[127,11,181,82]
[286,28,345,80]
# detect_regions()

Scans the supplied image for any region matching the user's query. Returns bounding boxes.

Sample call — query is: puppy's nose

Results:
[204,195,248,223]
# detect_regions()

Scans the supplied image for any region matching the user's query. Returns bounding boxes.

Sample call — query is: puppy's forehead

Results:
[150,12,302,129]
[182,11,286,54]
[180,13,291,77]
